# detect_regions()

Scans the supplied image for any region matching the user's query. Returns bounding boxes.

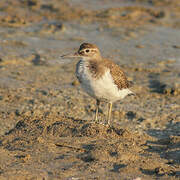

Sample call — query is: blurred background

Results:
[0,0,179,179]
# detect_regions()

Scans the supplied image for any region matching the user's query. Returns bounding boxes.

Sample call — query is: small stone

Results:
[24,154,31,162]
[154,11,165,19]
[32,54,48,66]
[15,109,21,116]
[155,167,165,175]
[137,117,145,122]
[24,111,32,117]
[119,111,126,117]
[146,123,151,128]
[113,110,119,116]
[126,111,136,120]
[126,31,137,38]
[134,67,143,72]
[72,80,79,86]
[37,137,45,143]
[40,90,48,95]
[158,138,171,145]
[135,45,144,48]
[27,0,37,7]
[172,45,180,49]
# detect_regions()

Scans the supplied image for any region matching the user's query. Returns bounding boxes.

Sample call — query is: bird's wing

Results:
[103,59,130,90]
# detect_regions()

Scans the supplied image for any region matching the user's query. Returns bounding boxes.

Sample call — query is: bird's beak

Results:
[60,52,80,58]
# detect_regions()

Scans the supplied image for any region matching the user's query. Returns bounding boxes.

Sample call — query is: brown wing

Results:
[103,59,129,90]
[87,59,105,79]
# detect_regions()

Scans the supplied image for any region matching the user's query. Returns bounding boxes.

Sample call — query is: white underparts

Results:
[76,59,133,102]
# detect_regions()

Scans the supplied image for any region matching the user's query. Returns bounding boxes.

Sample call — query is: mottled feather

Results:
[87,60,104,79]
[103,59,129,90]
[86,58,129,90]
[62,42,134,124]
[78,43,98,51]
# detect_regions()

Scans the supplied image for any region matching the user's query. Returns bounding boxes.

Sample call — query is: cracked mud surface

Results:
[0,0,180,179]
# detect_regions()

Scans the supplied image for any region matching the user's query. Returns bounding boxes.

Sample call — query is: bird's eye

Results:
[86,49,89,53]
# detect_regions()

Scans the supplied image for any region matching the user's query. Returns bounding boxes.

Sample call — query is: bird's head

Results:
[61,43,102,60]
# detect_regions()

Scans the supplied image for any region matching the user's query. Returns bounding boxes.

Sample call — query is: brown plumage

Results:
[87,59,104,79]
[103,59,129,90]
[78,43,98,51]
[61,43,134,125]
[87,58,129,90]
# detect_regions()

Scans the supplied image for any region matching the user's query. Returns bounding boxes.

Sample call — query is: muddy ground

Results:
[0,0,180,179]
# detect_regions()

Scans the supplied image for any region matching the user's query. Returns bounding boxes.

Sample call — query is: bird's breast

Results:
[76,59,101,98]
[76,59,85,83]
[75,60,133,102]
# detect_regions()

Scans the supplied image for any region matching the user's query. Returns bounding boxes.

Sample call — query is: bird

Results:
[61,43,134,125]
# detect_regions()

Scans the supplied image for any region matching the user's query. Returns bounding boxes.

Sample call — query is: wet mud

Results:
[0,0,180,179]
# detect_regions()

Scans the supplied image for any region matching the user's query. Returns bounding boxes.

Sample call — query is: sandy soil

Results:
[0,0,180,179]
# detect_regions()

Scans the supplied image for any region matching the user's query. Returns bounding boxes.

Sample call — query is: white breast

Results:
[76,59,133,102]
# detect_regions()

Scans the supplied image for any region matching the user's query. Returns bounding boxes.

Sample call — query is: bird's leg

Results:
[107,102,113,125]
[95,99,100,123]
